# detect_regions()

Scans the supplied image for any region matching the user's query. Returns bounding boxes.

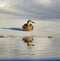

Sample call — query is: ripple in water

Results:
[0,36,60,59]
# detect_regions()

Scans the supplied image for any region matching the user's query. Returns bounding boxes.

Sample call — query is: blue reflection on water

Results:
[0,59,60,61]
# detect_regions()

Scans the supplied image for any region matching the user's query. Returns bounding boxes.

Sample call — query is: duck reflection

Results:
[22,36,35,47]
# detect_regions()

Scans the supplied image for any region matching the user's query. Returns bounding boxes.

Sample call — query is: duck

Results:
[22,20,35,31]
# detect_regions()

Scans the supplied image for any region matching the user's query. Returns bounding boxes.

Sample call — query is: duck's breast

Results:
[27,24,34,31]
[22,24,34,31]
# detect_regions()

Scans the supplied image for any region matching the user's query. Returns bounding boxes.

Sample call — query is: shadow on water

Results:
[2,27,22,31]
[22,36,35,49]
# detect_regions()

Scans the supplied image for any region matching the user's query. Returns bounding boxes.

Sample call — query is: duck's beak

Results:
[32,21,35,23]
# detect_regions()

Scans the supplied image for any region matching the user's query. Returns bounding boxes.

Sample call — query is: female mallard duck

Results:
[22,20,35,31]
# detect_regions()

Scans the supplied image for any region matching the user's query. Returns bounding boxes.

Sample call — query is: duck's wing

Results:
[22,24,27,29]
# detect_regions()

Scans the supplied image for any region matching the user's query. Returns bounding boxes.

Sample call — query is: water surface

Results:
[0,36,60,59]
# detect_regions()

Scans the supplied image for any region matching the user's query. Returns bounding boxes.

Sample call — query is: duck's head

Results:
[27,20,35,25]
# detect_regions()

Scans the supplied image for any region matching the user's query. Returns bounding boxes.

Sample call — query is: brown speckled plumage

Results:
[22,20,35,31]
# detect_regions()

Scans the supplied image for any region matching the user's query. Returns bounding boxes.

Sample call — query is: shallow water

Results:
[0,36,60,59]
